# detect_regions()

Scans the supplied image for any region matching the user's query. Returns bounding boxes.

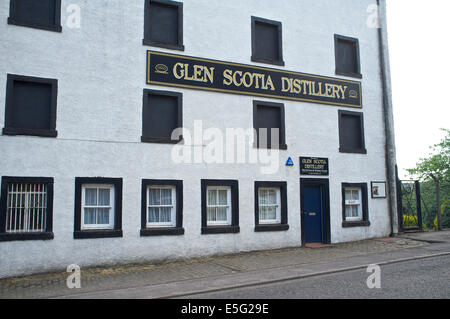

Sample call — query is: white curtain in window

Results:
[98,188,110,206]
[149,188,160,206]
[85,188,97,206]
[345,188,361,219]
[148,187,173,224]
[259,189,277,220]
[84,187,111,225]
[207,189,228,222]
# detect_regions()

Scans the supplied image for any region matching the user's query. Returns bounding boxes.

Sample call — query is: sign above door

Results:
[300,157,329,176]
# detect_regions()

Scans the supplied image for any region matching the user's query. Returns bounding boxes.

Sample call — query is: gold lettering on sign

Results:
[169,59,352,103]
[173,63,215,84]
[281,77,348,100]
[223,70,275,91]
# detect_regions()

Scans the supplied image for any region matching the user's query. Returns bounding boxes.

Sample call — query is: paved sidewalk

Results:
[399,229,450,243]
[1,232,449,299]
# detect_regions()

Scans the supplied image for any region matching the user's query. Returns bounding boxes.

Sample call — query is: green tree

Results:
[407,128,450,183]
[407,129,450,229]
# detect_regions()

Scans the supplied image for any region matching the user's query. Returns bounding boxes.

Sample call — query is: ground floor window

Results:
[201,180,239,235]
[255,182,289,232]
[344,187,362,221]
[207,186,231,226]
[148,186,176,226]
[81,185,115,230]
[141,180,184,236]
[0,177,54,241]
[341,183,370,227]
[258,188,281,223]
[74,178,123,239]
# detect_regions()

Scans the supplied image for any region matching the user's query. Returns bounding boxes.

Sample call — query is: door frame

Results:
[300,178,331,246]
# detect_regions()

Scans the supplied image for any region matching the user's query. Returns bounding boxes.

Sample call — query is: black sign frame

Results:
[300,157,329,176]
[147,51,362,108]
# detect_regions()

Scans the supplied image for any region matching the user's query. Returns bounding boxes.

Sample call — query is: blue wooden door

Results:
[303,185,323,243]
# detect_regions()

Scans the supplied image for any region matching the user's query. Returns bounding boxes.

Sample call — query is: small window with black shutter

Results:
[142,89,183,144]
[251,16,284,66]
[8,0,62,32]
[335,34,361,78]
[143,0,184,51]
[3,74,58,138]
[338,110,366,154]
[253,101,287,150]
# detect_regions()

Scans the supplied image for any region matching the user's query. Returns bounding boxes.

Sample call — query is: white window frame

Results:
[258,187,281,224]
[147,185,177,228]
[206,186,232,226]
[344,187,363,222]
[81,184,115,230]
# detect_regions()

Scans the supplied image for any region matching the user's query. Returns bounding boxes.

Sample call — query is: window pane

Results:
[207,207,216,221]
[149,188,161,205]
[345,190,352,200]
[98,188,110,206]
[259,206,267,220]
[218,190,228,205]
[161,189,172,205]
[208,190,217,206]
[259,190,267,205]
[84,208,96,224]
[97,208,110,224]
[267,206,277,220]
[352,206,359,218]
[85,188,97,206]
[267,189,276,205]
[345,206,352,218]
[148,207,160,223]
[216,207,227,221]
[352,190,360,200]
[160,207,172,223]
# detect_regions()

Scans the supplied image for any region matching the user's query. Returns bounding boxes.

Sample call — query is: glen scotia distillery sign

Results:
[147,51,362,108]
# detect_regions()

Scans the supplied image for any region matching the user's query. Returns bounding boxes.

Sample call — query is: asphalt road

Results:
[181,255,450,299]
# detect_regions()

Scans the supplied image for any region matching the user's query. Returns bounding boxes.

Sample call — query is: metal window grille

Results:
[6,183,47,233]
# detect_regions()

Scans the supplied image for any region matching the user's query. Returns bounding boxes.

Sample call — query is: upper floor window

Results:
[251,16,284,66]
[334,34,361,78]
[253,101,287,150]
[143,0,184,51]
[338,110,366,154]
[142,89,183,144]
[8,0,62,32]
[3,74,58,138]
[0,177,54,242]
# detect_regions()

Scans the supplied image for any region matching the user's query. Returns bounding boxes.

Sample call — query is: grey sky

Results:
[387,0,450,178]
